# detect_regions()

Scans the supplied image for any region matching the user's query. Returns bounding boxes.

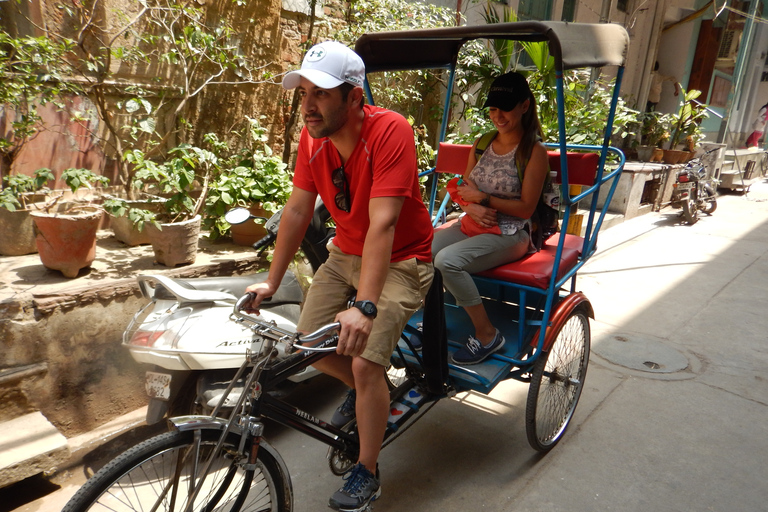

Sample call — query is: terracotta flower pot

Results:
[0,207,39,256]
[31,205,103,278]
[230,204,269,246]
[662,149,685,164]
[145,215,201,267]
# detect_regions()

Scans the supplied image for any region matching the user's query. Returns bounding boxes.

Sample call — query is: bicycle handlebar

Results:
[233,294,339,353]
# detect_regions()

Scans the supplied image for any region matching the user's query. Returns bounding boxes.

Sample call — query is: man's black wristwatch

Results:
[352,300,378,319]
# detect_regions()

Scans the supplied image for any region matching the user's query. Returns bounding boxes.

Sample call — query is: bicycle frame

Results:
[171,298,437,464]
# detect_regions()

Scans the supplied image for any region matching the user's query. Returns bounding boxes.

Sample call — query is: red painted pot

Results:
[31,206,103,278]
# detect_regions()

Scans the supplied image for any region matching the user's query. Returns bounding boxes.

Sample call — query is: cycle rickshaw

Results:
[63,20,629,512]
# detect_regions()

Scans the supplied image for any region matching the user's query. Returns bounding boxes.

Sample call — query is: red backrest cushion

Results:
[547,151,599,186]
[435,143,473,175]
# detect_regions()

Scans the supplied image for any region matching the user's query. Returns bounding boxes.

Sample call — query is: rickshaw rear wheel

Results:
[525,305,591,452]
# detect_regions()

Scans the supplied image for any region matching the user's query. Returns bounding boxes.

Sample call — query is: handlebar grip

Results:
[252,233,276,251]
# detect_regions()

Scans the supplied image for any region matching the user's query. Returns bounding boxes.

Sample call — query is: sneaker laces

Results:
[339,389,356,416]
[465,336,483,355]
[341,464,374,498]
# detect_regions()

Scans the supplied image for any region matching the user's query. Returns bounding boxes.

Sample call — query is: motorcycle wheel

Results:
[682,195,699,224]
[62,430,290,512]
[701,184,717,215]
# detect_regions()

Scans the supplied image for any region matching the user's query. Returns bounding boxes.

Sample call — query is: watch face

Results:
[356,301,377,317]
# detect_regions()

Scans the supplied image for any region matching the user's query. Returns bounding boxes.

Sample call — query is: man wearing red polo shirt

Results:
[245,40,434,511]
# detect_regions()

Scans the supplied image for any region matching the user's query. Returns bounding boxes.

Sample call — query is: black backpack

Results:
[474,131,559,251]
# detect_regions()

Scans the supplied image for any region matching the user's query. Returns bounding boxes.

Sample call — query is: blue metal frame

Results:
[364,45,627,388]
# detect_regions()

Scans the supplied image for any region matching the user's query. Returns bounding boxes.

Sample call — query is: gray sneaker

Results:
[451,329,505,365]
[331,389,356,427]
[328,462,381,511]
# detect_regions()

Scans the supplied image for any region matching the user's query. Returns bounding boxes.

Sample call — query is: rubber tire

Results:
[681,194,699,224]
[62,429,289,512]
[525,306,591,452]
[701,184,717,215]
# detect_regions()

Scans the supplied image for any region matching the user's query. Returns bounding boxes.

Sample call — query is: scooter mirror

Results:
[224,207,253,225]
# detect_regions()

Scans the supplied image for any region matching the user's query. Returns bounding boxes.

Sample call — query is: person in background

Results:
[647,61,681,112]
[431,71,548,365]
[244,41,434,512]
[745,102,768,148]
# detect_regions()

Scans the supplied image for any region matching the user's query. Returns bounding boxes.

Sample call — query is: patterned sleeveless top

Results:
[468,142,529,236]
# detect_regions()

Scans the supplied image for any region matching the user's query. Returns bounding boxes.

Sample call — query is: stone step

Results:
[0,412,70,488]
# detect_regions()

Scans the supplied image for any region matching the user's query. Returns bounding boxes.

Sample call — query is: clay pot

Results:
[662,149,685,164]
[31,206,103,278]
[230,204,269,246]
[145,215,201,267]
[111,215,152,246]
[0,207,39,256]
[636,145,655,162]
[105,194,168,246]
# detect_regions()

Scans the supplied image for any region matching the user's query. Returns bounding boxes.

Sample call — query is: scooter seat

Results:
[161,272,304,305]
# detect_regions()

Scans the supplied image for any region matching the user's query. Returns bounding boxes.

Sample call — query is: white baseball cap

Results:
[282,41,365,90]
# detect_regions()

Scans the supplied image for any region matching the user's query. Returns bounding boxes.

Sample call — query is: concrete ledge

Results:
[0,412,69,487]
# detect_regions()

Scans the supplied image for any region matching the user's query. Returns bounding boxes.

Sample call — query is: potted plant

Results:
[102,196,164,246]
[203,118,292,245]
[668,88,708,162]
[0,168,55,255]
[30,168,109,278]
[126,143,215,267]
[638,111,671,162]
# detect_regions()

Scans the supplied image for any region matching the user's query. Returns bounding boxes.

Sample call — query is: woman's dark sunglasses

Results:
[332,165,351,212]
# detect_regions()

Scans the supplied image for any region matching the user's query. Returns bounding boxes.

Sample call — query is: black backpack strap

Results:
[421,268,449,395]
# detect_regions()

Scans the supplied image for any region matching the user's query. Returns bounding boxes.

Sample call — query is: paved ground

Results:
[5,179,768,511]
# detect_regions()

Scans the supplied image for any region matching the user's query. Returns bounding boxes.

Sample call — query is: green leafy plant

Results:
[640,111,672,148]
[0,168,55,211]
[102,197,161,232]
[24,0,276,199]
[669,88,708,149]
[204,117,292,239]
[127,143,215,225]
[0,33,82,173]
[60,168,110,193]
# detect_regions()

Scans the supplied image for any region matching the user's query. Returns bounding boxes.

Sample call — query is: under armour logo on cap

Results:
[282,41,366,90]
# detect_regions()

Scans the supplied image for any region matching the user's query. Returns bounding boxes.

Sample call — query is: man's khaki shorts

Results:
[297,245,434,367]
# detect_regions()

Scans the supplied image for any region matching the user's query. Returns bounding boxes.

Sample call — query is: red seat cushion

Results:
[474,234,584,289]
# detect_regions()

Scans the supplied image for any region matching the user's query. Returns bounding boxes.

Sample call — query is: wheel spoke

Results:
[63,430,287,512]
[526,308,590,452]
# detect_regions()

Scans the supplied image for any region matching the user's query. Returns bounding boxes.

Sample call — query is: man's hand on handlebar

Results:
[334,307,373,357]
[243,282,277,314]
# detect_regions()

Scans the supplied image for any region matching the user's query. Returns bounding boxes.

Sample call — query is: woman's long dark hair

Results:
[515,89,544,173]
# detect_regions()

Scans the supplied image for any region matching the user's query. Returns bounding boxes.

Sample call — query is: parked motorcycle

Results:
[671,148,718,224]
[124,199,334,424]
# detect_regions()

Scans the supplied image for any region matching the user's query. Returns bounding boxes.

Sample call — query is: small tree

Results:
[0,33,82,176]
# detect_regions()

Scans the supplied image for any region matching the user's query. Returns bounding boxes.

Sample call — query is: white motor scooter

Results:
[124,200,334,424]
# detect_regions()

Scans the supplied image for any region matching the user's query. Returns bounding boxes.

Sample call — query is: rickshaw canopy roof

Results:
[355,21,629,73]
